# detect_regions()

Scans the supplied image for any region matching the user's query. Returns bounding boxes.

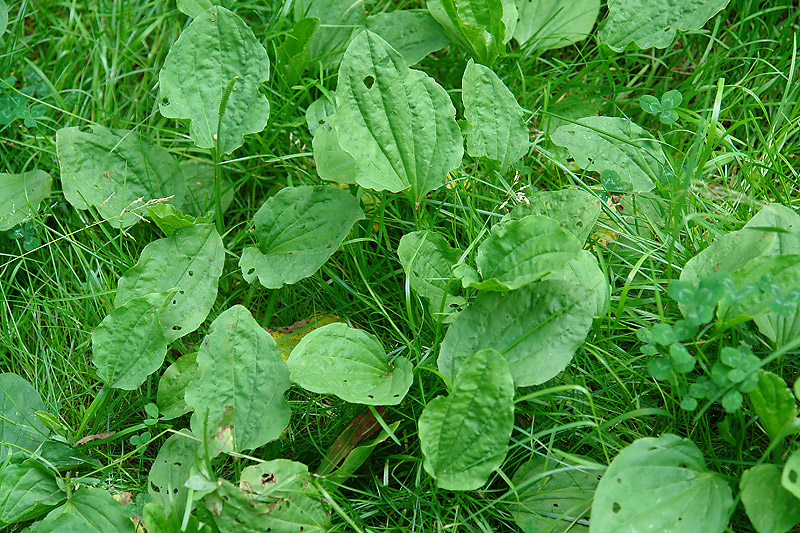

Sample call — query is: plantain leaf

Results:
[0,373,49,460]
[0,1,6,36]
[146,204,212,236]
[239,186,364,289]
[115,223,225,343]
[159,6,270,155]
[551,116,666,193]
[148,433,197,517]
[335,30,463,201]
[591,434,733,533]
[502,188,603,244]
[294,0,366,65]
[365,11,449,65]
[0,170,51,231]
[600,0,732,52]
[287,323,413,405]
[0,460,64,527]
[741,464,800,533]
[56,126,186,228]
[513,0,600,50]
[186,306,291,452]
[312,114,357,184]
[462,59,528,169]
[177,0,232,18]
[427,0,517,66]
[157,353,198,419]
[28,487,135,532]
[92,292,172,390]
[545,250,609,318]
[782,450,800,500]
[749,371,797,443]
[438,280,593,387]
[419,349,514,490]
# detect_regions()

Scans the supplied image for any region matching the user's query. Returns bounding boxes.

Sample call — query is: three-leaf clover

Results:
[640,89,682,124]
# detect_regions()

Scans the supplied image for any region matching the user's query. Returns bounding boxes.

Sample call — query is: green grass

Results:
[2,0,800,531]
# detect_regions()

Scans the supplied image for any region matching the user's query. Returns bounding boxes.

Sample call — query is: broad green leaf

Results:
[239,186,364,289]
[427,0,517,66]
[462,59,528,169]
[741,203,800,255]
[782,450,800,499]
[0,373,49,460]
[92,292,171,390]
[306,96,336,134]
[552,117,666,193]
[177,0,232,18]
[287,323,413,405]
[29,441,101,472]
[438,280,593,387]
[294,0,366,64]
[0,1,7,36]
[157,353,198,419]
[600,0,732,52]
[0,460,64,527]
[741,465,800,533]
[513,0,600,50]
[545,250,609,318]
[148,433,197,516]
[0,170,51,231]
[28,487,135,532]
[146,204,212,236]
[509,452,604,533]
[276,17,319,86]
[590,434,733,533]
[467,215,582,291]
[269,313,343,361]
[419,349,514,490]
[56,126,186,228]
[335,30,463,201]
[186,305,291,452]
[159,7,270,155]
[312,114,357,184]
[365,11,449,65]
[181,160,235,217]
[502,188,603,244]
[749,371,797,442]
[115,224,225,343]
[397,230,464,320]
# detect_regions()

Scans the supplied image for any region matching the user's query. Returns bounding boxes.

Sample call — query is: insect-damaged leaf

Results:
[287,323,413,405]
[438,280,593,387]
[551,116,666,193]
[56,126,186,228]
[0,170,51,231]
[0,460,64,527]
[312,114,357,184]
[159,6,270,155]
[335,30,463,201]
[239,186,364,289]
[502,188,603,244]
[740,464,800,533]
[419,349,514,490]
[28,487,135,533]
[513,0,599,51]
[148,433,197,517]
[782,450,800,500]
[186,306,290,452]
[462,59,528,169]
[0,373,50,461]
[365,11,449,65]
[92,292,172,390]
[116,223,224,344]
[600,0,732,52]
[591,434,733,533]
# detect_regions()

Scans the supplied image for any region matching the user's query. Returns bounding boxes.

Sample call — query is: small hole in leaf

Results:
[172,325,182,331]
[553,503,559,507]
[150,482,160,493]
[247,268,255,275]
[172,488,178,494]
[612,502,621,513]
[188,270,194,276]
[576,221,583,227]
[367,394,374,399]
[616,477,622,484]
[790,470,798,483]
[364,75,375,88]
[393,394,400,398]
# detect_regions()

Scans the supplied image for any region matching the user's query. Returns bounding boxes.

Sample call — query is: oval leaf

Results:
[335,30,463,201]
[502,188,602,244]
[419,349,514,490]
[514,0,600,50]
[590,434,733,533]
[782,449,800,500]
[312,114,357,184]
[439,280,593,386]
[545,250,610,318]
[0,373,49,460]
[156,353,198,419]
[749,371,797,443]
[28,487,135,533]
[0,170,51,231]
[186,305,291,452]
[741,464,800,533]
[0,460,64,527]
[115,223,225,343]
[462,59,528,169]
[148,433,197,516]
[287,323,413,405]
[365,11,449,65]
[239,185,364,289]
[56,126,186,228]
[159,6,270,155]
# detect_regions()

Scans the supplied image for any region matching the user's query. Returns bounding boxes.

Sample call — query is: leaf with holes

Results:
[92,292,173,390]
[427,0,517,66]
[438,280,593,387]
[0,373,50,461]
[56,126,186,228]
[28,487,135,532]
[419,349,514,490]
[741,464,800,533]
[365,11,449,65]
[239,186,363,289]
[463,215,582,291]
[186,305,291,452]
[551,116,666,193]
[157,353,198,419]
[312,114,357,184]
[600,0,732,52]
[462,59,528,169]
[0,170,51,231]
[513,0,600,51]
[397,230,465,321]
[115,223,224,343]
[335,30,463,201]
[591,434,733,533]
[0,460,64,527]
[782,450,800,500]
[287,323,413,405]
[502,188,602,244]
[294,0,366,65]
[749,371,797,442]
[148,432,197,517]
[159,6,270,155]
